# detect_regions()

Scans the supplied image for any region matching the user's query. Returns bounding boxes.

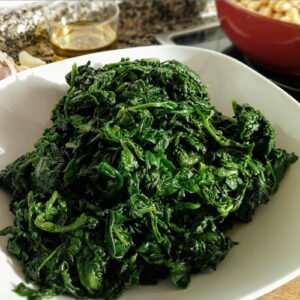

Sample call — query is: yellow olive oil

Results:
[50,21,117,58]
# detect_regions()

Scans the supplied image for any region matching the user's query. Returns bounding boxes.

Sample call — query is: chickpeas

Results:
[233,0,300,25]
[274,1,292,13]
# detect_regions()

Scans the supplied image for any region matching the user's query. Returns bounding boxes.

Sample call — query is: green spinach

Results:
[0,59,297,300]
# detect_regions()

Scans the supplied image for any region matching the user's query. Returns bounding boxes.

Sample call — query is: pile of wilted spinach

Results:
[0,59,297,300]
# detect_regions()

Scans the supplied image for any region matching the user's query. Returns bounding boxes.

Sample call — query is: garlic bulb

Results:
[0,51,47,80]
[0,51,17,80]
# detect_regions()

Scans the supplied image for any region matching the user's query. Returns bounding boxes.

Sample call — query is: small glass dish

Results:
[45,1,119,59]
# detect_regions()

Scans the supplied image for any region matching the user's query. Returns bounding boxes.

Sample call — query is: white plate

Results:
[0,45,299,300]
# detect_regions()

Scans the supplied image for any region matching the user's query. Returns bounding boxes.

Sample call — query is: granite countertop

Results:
[0,0,209,63]
[0,0,299,299]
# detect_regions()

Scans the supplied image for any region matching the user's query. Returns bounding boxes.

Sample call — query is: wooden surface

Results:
[259,276,300,300]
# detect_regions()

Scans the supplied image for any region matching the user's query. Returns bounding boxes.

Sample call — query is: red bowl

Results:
[216,0,300,75]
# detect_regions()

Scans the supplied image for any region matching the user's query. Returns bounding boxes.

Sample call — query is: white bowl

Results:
[0,45,299,300]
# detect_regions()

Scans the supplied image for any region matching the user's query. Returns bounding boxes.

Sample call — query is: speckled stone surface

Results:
[0,0,209,62]
[0,2,45,60]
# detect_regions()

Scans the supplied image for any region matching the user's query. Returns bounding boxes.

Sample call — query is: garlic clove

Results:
[15,65,31,72]
[19,51,46,68]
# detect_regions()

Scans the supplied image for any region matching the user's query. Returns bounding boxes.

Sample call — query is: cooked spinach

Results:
[0,59,297,300]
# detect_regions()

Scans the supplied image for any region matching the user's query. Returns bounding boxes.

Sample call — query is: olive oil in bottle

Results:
[50,21,117,58]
